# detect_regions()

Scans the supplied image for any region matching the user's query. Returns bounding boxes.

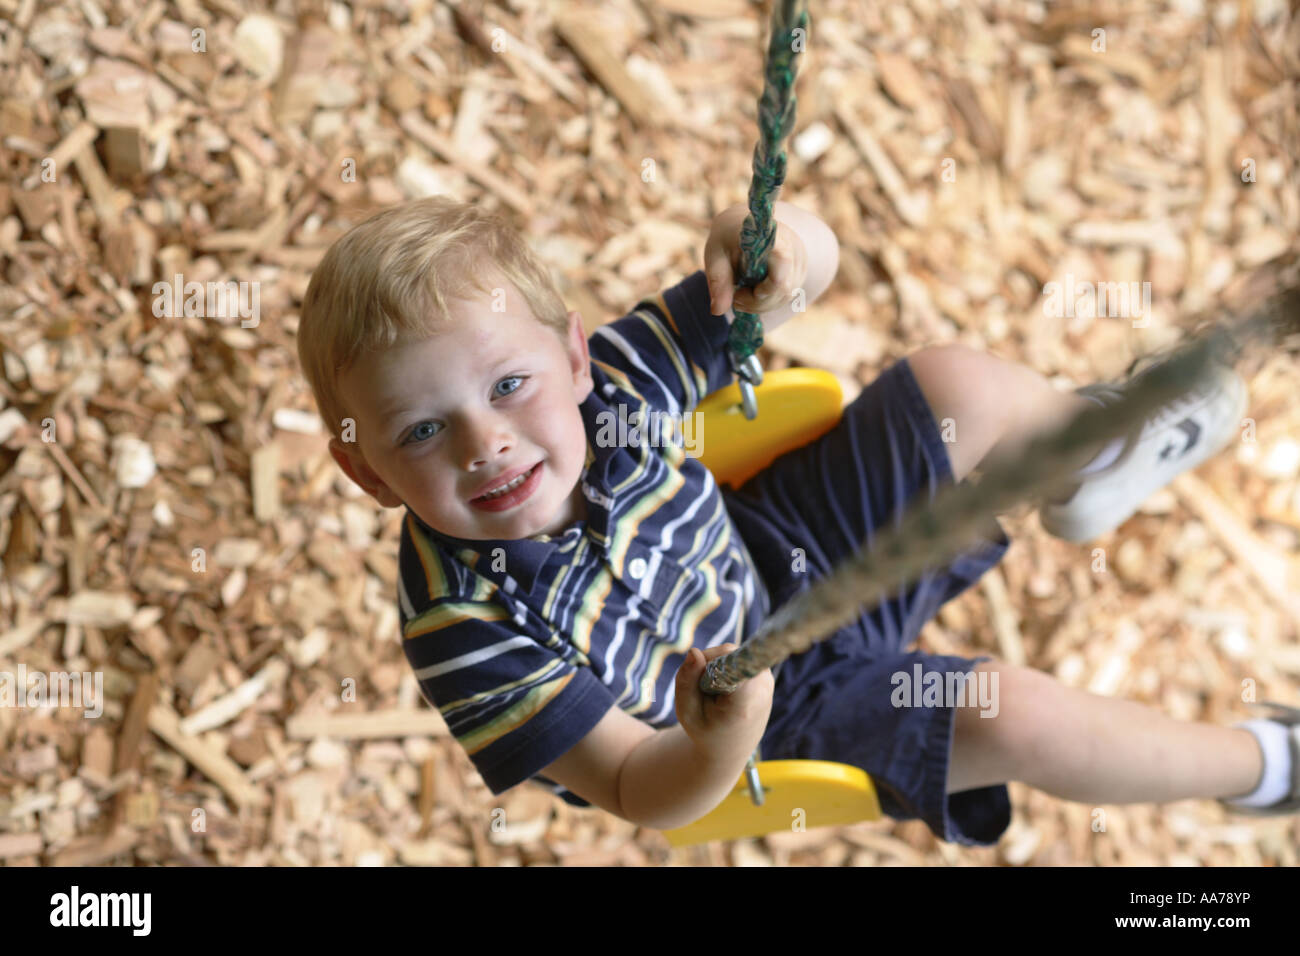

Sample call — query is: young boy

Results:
[296,195,1297,848]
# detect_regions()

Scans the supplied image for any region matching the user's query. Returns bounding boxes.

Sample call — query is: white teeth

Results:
[480,466,533,499]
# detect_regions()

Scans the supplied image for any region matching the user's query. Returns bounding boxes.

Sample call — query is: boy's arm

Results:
[707,200,840,336]
[405,584,752,830]
[541,704,755,830]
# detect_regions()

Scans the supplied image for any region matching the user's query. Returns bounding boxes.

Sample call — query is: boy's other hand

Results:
[674,643,774,762]
[704,207,808,318]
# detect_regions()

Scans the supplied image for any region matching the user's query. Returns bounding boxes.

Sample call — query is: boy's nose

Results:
[459,417,516,470]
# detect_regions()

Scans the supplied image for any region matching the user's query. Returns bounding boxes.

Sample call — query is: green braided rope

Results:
[727,0,809,369]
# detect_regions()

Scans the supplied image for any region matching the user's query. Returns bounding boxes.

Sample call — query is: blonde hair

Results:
[297,196,571,440]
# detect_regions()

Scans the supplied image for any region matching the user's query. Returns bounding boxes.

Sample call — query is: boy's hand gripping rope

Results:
[726,0,809,420]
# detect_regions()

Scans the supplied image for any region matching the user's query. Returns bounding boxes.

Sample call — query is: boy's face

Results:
[329,281,594,542]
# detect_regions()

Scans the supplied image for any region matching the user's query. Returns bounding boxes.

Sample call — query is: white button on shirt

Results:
[627,557,648,579]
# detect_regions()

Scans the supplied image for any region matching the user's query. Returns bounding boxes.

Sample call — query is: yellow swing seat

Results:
[662,367,883,847]
[663,761,881,847]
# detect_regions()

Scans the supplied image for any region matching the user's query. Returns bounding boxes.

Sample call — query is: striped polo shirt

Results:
[396,269,773,807]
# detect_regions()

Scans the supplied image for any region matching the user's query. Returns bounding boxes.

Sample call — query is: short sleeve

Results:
[400,603,617,798]
[587,270,736,418]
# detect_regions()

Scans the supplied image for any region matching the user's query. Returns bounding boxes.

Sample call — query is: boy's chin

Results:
[525,482,585,539]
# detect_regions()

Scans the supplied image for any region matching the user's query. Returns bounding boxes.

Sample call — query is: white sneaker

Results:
[1038,355,1249,542]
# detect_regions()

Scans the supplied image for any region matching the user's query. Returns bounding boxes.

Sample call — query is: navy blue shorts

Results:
[720,356,1012,846]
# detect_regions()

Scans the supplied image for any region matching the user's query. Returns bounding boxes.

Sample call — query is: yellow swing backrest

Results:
[661,368,884,846]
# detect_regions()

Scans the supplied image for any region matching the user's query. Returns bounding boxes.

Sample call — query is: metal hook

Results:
[739,379,758,420]
[743,749,765,806]
[733,353,764,420]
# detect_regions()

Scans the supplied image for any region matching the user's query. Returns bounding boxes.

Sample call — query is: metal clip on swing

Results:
[728,349,764,421]
[743,750,766,806]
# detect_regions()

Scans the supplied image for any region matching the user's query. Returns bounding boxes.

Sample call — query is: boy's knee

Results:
[907,346,1009,482]
[907,345,972,391]
[908,345,1006,407]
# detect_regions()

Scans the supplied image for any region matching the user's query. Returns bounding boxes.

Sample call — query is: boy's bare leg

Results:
[907,345,1109,487]
[946,661,1264,803]
[912,349,1266,803]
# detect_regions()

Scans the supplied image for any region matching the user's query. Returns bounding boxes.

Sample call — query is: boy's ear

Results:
[566,309,593,400]
[328,437,403,508]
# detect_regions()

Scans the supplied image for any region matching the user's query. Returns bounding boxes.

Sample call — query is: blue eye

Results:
[495,376,524,397]
[405,421,440,444]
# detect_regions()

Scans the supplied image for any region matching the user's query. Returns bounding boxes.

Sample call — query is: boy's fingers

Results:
[708,272,733,316]
[722,225,794,314]
[769,243,793,285]
[712,244,797,315]
[737,273,783,313]
[703,242,735,315]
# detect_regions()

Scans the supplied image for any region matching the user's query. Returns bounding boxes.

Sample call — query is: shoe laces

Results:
[1109,356,1222,438]
[1139,385,1212,435]
[1254,700,1300,726]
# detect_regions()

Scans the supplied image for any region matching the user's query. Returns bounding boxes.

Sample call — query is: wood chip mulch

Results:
[1,0,1298,866]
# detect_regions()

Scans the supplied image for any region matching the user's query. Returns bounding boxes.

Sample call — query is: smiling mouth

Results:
[472,464,539,501]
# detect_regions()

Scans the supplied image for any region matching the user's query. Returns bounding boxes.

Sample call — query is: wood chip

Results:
[285,709,451,741]
[397,111,535,216]
[554,14,663,130]
[834,103,928,227]
[0,832,44,860]
[250,442,281,523]
[148,701,268,810]
[66,590,135,627]
[178,659,289,736]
